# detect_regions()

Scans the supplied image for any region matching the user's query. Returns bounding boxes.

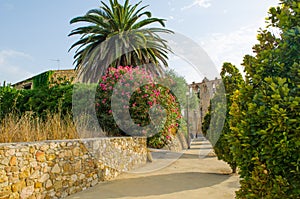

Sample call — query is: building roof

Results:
[13,69,74,85]
[11,69,75,89]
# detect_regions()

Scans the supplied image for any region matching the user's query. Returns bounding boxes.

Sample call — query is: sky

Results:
[0,0,280,84]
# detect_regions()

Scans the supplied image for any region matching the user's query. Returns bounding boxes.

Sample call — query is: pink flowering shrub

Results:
[95,66,181,148]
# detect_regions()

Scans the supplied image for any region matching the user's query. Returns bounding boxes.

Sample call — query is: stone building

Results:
[13,69,76,89]
[188,77,222,136]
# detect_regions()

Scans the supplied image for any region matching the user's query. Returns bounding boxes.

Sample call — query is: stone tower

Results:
[188,77,222,136]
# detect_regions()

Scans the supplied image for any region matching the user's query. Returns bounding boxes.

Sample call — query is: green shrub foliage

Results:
[0,85,21,119]
[228,1,300,198]
[0,67,187,149]
[95,66,182,148]
[202,62,243,173]
[32,71,54,89]
[0,85,73,120]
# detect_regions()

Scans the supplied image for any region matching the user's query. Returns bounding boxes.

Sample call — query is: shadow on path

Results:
[179,153,215,159]
[67,136,239,199]
[68,172,231,199]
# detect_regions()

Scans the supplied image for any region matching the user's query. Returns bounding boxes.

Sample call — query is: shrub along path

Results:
[66,137,240,199]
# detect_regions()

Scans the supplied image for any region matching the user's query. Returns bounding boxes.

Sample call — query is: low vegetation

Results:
[0,68,191,149]
[0,112,77,143]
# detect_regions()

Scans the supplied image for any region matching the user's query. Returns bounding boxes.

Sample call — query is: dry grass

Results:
[0,112,79,143]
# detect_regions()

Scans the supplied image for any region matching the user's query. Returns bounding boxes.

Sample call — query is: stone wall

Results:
[0,137,147,199]
[13,69,76,90]
[49,70,76,87]
[163,131,189,152]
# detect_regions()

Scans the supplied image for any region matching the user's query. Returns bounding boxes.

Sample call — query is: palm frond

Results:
[69,0,174,81]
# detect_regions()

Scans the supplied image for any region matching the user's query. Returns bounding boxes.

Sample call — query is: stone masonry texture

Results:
[0,137,147,199]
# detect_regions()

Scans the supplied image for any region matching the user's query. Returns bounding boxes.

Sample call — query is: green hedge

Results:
[228,1,300,198]
[0,84,73,120]
[202,62,243,173]
[0,69,191,150]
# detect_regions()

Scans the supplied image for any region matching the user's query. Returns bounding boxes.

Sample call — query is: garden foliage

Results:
[1,67,186,149]
[32,71,54,89]
[228,0,300,197]
[202,62,244,173]
[95,66,182,148]
[0,84,73,120]
[68,0,173,82]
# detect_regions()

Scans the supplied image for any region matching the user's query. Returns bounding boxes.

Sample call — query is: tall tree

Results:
[229,0,300,198]
[69,0,173,82]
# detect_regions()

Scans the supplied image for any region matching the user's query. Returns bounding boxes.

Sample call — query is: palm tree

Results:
[69,0,173,82]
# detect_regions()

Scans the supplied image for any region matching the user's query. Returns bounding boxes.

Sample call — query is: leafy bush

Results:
[0,67,187,148]
[0,84,73,120]
[202,63,243,173]
[228,1,300,197]
[95,66,182,148]
[0,86,21,120]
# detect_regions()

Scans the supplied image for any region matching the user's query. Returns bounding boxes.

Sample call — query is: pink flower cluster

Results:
[96,66,182,138]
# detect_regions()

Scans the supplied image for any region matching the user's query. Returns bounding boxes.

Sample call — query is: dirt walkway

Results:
[66,138,240,199]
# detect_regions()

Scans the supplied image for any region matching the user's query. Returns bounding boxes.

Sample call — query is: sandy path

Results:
[66,138,240,199]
